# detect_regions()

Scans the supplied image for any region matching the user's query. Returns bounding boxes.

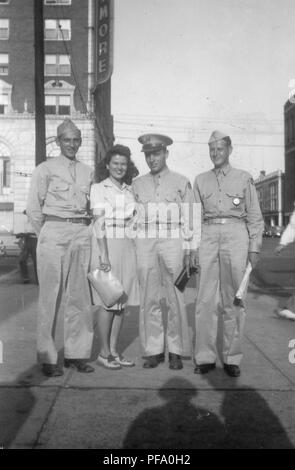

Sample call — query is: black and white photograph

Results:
[0,0,294,453]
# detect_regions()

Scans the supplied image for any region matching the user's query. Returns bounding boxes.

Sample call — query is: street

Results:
[0,239,294,450]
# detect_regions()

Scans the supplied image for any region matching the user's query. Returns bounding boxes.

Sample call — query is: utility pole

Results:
[34,0,46,166]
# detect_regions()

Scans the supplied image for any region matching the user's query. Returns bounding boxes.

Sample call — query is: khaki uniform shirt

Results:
[26,154,94,235]
[193,164,264,252]
[132,167,201,250]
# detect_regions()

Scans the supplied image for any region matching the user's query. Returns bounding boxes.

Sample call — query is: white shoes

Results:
[112,354,135,367]
[96,354,121,370]
[277,309,295,320]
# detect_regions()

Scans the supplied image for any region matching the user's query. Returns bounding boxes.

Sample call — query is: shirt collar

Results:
[150,166,170,179]
[103,177,129,191]
[58,154,77,167]
[213,163,231,177]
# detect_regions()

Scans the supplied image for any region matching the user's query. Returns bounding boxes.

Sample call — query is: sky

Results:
[111,0,295,180]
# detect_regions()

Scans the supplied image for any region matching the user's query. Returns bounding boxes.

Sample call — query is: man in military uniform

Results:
[133,134,200,370]
[27,119,95,377]
[193,130,263,377]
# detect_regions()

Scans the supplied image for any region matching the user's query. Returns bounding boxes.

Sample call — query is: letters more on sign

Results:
[96,0,114,85]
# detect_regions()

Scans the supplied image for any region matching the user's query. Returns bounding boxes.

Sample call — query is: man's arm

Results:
[26,164,49,236]
[245,176,264,267]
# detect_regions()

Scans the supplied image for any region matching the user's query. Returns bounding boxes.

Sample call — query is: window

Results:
[45,54,71,76]
[0,93,8,114]
[44,0,71,4]
[0,54,8,75]
[45,19,71,40]
[1,157,10,187]
[270,183,278,211]
[0,19,9,40]
[45,94,71,115]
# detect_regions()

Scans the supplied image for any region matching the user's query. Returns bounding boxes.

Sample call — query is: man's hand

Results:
[190,250,199,270]
[275,244,284,256]
[248,251,259,268]
[183,253,191,277]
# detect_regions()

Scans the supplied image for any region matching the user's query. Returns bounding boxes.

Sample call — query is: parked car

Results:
[263,225,284,238]
[0,235,20,257]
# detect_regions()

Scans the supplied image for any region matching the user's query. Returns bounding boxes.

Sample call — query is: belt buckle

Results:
[220,218,226,224]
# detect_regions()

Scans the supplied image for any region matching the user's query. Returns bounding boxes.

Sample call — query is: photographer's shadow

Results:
[122,377,226,449]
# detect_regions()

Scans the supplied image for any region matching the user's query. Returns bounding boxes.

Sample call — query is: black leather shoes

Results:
[169,353,183,370]
[41,364,64,377]
[64,359,95,373]
[157,352,165,363]
[223,364,240,377]
[143,355,160,368]
[194,363,216,374]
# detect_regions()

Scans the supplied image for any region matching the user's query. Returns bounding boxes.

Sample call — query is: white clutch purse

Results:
[87,268,124,308]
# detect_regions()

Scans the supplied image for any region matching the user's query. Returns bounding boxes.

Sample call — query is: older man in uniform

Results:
[193,130,263,377]
[133,134,200,370]
[27,119,94,377]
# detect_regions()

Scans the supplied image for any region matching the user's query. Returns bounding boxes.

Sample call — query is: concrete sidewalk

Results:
[0,276,294,449]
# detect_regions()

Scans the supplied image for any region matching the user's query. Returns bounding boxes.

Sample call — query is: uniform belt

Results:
[204,218,244,225]
[45,215,91,225]
[139,222,181,230]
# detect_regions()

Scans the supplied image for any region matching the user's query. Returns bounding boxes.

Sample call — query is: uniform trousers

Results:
[36,221,93,364]
[135,237,191,357]
[195,222,249,366]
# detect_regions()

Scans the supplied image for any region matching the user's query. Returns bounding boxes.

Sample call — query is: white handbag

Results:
[87,268,124,308]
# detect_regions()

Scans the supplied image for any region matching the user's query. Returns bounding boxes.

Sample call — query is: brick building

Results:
[254,170,285,227]
[0,0,113,233]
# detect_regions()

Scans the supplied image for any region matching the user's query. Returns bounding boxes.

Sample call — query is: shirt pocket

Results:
[48,180,70,201]
[225,191,245,210]
[165,190,182,203]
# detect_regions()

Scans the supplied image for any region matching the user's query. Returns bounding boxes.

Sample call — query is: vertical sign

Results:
[96,0,114,86]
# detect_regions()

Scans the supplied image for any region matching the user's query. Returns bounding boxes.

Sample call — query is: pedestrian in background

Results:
[133,134,200,370]
[90,144,139,370]
[275,204,295,319]
[26,118,95,377]
[16,210,38,284]
[193,130,264,377]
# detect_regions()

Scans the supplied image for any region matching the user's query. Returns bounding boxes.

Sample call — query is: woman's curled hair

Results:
[96,144,139,185]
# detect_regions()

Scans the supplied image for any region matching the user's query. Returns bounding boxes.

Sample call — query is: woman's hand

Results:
[98,256,111,272]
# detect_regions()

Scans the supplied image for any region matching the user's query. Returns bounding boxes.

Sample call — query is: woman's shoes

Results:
[112,354,135,367]
[96,354,121,370]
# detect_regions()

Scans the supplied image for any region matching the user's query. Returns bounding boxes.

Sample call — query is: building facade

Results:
[254,170,285,227]
[284,99,295,219]
[0,0,113,233]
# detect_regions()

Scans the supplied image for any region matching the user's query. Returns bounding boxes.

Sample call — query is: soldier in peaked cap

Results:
[26,118,95,377]
[132,133,201,370]
[192,130,263,377]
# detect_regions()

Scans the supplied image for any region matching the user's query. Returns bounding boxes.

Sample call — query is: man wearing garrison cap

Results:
[192,130,263,377]
[26,118,95,376]
[132,134,201,370]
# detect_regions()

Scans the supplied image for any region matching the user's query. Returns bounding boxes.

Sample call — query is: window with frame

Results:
[1,157,10,188]
[45,19,71,40]
[0,19,9,40]
[270,183,278,211]
[45,54,71,76]
[45,94,71,115]
[0,93,8,114]
[0,54,8,75]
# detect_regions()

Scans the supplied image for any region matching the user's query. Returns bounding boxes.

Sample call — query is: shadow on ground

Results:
[122,375,294,449]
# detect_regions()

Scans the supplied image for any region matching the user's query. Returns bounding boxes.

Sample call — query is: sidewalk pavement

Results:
[0,271,294,449]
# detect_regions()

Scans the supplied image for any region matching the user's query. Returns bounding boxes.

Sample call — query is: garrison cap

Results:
[208,130,230,145]
[138,133,173,154]
[57,118,81,138]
